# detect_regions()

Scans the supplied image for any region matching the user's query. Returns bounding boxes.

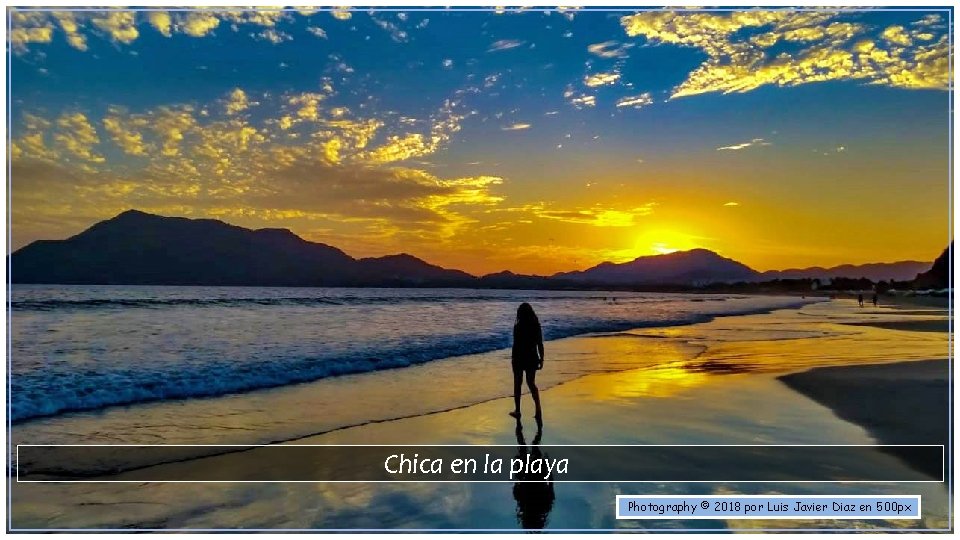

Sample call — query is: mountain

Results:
[553,248,759,286]
[357,254,474,285]
[478,270,556,289]
[913,244,951,289]
[760,261,932,282]
[11,210,471,286]
[11,210,942,290]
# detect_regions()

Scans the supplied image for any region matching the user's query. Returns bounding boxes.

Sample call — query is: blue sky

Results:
[8,7,952,274]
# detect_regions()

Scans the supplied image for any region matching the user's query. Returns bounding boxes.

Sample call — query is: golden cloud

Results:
[330,7,353,21]
[150,106,199,157]
[225,88,254,116]
[54,112,105,163]
[362,133,440,165]
[52,11,88,50]
[524,203,656,227]
[90,10,139,44]
[181,11,222,37]
[568,94,596,108]
[620,10,950,98]
[9,11,54,53]
[616,93,654,109]
[147,11,173,37]
[11,84,494,250]
[102,108,148,156]
[584,72,621,87]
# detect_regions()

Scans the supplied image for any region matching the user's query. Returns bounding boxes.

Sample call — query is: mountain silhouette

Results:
[913,243,951,289]
[761,261,932,282]
[356,254,474,285]
[553,248,758,285]
[10,210,938,289]
[11,210,471,286]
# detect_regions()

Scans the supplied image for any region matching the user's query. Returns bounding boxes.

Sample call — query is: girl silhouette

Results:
[510,302,544,422]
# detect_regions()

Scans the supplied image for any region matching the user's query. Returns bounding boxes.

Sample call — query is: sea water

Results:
[10,285,811,423]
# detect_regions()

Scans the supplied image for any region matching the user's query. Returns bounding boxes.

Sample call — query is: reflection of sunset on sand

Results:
[11,299,950,530]
[576,365,710,400]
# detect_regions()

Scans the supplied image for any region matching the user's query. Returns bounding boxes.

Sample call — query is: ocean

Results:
[10,285,812,424]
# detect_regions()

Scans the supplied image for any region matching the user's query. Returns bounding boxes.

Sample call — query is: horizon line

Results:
[8,209,943,278]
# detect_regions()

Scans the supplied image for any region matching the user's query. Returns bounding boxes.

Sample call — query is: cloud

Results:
[90,10,139,44]
[584,72,621,87]
[330,8,352,21]
[54,112,104,163]
[253,28,293,44]
[488,39,526,52]
[361,133,440,164]
[11,84,506,253]
[52,11,88,50]
[8,8,311,53]
[616,93,654,109]
[620,10,950,98]
[587,40,634,58]
[11,114,58,163]
[567,94,596,109]
[102,108,148,156]
[150,105,199,157]
[147,11,172,37]
[371,14,409,43]
[180,12,222,37]
[8,11,54,53]
[723,201,740,206]
[881,25,912,46]
[529,203,657,227]
[307,26,327,39]
[501,123,531,131]
[225,88,255,115]
[717,138,771,151]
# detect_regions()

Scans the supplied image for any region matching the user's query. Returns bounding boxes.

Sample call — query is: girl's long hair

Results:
[515,302,540,330]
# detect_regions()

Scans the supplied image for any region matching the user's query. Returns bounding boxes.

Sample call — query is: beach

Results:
[9,296,951,531]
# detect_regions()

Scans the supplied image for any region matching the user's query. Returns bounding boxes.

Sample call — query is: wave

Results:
[10,297,819,424]
[10,293,674,311]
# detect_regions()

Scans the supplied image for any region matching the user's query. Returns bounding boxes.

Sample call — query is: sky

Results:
[8,7,952,275]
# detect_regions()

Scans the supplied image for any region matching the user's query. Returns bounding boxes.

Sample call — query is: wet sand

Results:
[842,320,949,332]
[780,359,947,478]
[10,298,952,531]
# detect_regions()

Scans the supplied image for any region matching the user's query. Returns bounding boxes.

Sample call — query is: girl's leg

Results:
[526,368,542,420]
[511,367,522,417]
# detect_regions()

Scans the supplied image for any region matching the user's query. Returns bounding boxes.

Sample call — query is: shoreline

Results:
[10,298,953,530]
[10,291,817,426]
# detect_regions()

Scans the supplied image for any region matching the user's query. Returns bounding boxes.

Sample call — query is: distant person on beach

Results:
[872,293,878,307]
[510,303,544,423]
[857,293,864,308]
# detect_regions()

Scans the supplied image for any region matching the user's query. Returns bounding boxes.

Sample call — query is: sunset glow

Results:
[9,7,951,275]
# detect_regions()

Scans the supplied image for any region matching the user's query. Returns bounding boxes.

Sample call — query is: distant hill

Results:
[477,270,556,289]
[11,210,472,286]
[913,244,951,289]
[357,254,474,286]
[553,248,759,285]
[761,261,932,282]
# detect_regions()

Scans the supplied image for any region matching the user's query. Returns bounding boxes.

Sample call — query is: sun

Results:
[651,242,680,255]
[633,228,705,258]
